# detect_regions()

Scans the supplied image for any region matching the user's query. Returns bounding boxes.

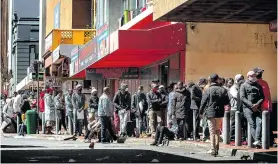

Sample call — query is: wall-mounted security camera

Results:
[190,23,196,30]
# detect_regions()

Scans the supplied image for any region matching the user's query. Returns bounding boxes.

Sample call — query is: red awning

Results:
[73,23,185,78]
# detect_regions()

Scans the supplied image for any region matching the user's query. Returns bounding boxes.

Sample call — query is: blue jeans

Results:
[243,108,262,142]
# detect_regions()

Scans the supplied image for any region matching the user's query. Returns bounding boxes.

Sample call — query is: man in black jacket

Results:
[190,78,207,141]
[199,74,230,156]
[147,84,162,134]
[172,81,191,140]
[240,71,264,147]
[88,88,99,122]
[131,85,148,135]
[113,83,131,136]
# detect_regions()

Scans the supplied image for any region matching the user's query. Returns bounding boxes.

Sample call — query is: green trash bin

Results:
[26,109,37,134]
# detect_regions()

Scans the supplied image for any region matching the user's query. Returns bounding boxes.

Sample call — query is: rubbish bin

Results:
[26,110,37,134]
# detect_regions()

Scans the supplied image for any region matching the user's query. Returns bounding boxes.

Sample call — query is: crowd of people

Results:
[0,67,276,157]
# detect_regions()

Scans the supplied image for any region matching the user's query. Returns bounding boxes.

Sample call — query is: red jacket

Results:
[257,79,272,112]
[39,92,45,112]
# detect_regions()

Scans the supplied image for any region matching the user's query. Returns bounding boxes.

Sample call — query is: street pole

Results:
[37,61,40,134]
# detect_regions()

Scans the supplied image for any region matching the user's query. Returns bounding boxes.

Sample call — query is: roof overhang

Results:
[71,23,185,78]
[155,0,277,24]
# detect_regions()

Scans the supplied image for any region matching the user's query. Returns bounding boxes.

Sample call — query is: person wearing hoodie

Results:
[190,78,207,141]
[147,84,162,134]
[199,74,230,156]
[150,119,178,146]
[229,74,244,145]
[88,87,99,122]
[13,91,23,124]
[240,71,264,148]
[72,84,86,136]
[2,98,17,133]
[253,67,276,147]
[172,81,191,140]
[44,88,55,134]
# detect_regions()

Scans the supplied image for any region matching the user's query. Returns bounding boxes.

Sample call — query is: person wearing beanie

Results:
[199,74,230,156]
[88,87,99,122]
[113,83,131,136]
[240,71,264,148]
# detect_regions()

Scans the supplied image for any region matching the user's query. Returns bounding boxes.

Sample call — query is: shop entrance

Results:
[159,61,169,87]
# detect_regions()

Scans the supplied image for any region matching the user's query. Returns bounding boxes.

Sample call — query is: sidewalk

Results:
[2,133,277,162]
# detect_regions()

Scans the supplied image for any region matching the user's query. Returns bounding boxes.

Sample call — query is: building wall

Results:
[46,0,92,36]
[153,0,186,20]
[185,23,277,101]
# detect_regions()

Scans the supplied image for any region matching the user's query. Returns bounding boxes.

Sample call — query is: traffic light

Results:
[32,72,44,81]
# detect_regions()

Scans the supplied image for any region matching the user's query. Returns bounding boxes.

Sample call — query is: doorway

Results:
[159,61,169,87]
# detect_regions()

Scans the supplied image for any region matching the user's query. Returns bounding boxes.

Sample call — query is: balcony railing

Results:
[44,29,96,55]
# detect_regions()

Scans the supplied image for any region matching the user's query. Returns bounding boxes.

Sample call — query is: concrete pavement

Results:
[1,133,277,163]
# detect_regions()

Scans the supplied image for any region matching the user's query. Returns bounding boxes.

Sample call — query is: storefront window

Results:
[97,0,108,28]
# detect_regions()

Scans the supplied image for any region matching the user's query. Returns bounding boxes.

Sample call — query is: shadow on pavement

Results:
[1,145,45,148]
[1,149,261,163]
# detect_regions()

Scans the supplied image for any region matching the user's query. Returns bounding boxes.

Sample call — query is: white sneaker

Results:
[253,141,261,146]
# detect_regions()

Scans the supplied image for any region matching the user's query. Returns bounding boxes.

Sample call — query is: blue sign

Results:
[54,1,61,29]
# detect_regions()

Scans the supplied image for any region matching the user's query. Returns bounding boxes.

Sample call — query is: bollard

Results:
[223,110,230,144]
[247,123,253,148]
[262,111,270,149]
[16,115,20,134]
[235,111,242,146]
[42,112,45,134]
[192,110,197,140]
[56,117,59,135]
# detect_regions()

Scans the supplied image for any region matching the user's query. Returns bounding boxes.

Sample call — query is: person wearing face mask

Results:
[88,87,99,122]
[131,85,148,136]
[158,85,169,126]
[147,84,162,135]
[253,67,276,147]
[72,84,86,136]
[172,81,191,140]
[229,74,244,146]
[113,83,131,137]
[240,71,264,148]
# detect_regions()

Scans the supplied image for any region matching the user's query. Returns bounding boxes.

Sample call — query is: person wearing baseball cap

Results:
[199,73,230,156]
[240,70,265,148]
[253,67,276,147]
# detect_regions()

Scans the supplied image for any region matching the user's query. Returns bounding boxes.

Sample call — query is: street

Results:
[0,135,266,163]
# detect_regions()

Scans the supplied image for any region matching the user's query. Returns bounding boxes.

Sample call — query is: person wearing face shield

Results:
[72,84,86,136]
[113,83,131,137]
[240,71,264,148]
[147,84,162,135]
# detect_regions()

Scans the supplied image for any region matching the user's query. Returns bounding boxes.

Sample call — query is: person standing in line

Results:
[199,74,230,156]
[240,71,265,148]
[113,83,131,137]
[158,85,169,126]
[54,90,67,135]
[229,74,244,146]
[131,85,148,136]
[88,87,99,122]
[44,88,55,134]
[72,84,86,136]
[13,91,23,124]
[147,84,162,135]
[98,87,118,143]
[172,81,191,140]
[253,67,277,147]
[167,84,177,125]
[65,89,74,135]
[190,78,207,141]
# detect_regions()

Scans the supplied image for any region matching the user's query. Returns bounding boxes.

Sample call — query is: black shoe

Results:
[150,142,157,146]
